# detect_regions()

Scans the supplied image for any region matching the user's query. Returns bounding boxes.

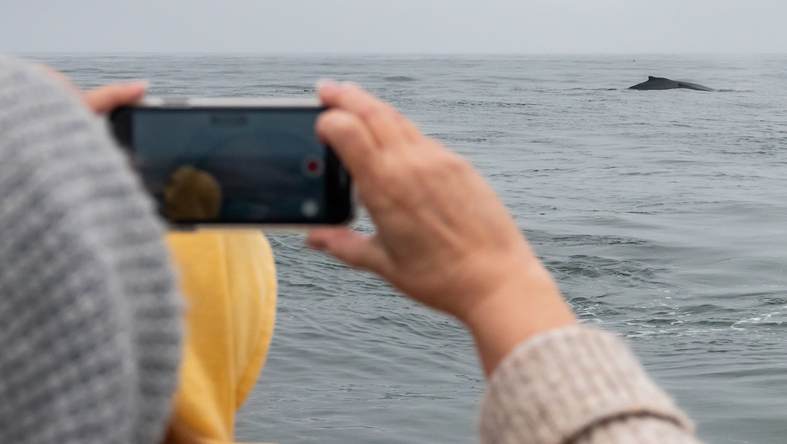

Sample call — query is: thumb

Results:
[307,228,390,275]
[82,82,148,115]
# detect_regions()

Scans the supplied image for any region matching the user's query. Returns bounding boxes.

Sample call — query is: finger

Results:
[316,109,381,182]
[82,82,148,115]
[307,228,390,275]
[318,80,421,146]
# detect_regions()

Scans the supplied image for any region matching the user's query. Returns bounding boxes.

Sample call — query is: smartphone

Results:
[110,98,354,229]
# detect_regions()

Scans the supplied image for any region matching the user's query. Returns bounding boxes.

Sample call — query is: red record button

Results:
[302,156,325,178]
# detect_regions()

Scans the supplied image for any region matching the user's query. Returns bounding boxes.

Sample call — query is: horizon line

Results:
[10,51,787,57]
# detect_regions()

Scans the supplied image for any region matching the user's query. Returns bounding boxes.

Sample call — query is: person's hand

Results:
[36,65,147,115]
[309,81,540,320]
[308,81,576,375]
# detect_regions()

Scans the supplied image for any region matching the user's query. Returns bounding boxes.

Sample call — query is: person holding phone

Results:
[0,54,703,444]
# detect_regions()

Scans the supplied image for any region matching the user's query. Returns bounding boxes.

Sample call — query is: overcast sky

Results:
[2,0,786,54]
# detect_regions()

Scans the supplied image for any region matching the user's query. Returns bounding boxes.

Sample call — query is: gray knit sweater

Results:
[0,56,181,444]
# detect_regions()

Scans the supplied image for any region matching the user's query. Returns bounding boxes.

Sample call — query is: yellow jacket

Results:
[166,231,277,444]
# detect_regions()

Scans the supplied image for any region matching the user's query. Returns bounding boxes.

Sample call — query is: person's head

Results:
[164,165,223,221]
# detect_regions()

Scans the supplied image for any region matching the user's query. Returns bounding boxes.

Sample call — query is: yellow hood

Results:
[166,231,277,444]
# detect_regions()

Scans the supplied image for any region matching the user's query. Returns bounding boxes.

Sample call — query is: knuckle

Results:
[397,114,421,135]
[415,150,462,176]
[444,152,472,173]
[356,100,398,124]
[357,103,385,122]
[400,151,430,176]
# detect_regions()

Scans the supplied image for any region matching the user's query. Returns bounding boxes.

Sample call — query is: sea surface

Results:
[30,54,787,444]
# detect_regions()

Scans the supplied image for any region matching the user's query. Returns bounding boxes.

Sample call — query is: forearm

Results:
[479,326,702,444]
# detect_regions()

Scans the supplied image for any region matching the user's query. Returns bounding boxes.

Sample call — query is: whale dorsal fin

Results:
[648,76,657,80]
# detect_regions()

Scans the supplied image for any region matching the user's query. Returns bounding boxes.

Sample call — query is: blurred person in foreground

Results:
[0,55,702,444]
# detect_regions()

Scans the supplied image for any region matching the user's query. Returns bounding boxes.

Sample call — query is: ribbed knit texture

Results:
[480,326,703,444]
[0,56,182,444]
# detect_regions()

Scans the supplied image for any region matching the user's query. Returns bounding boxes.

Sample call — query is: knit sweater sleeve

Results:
[479,326,703,444]
[0,56,182,444]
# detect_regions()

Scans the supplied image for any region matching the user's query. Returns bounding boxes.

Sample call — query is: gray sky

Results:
[2,0,786,54]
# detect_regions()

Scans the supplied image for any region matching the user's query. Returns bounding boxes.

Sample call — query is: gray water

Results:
[31,54,787,444]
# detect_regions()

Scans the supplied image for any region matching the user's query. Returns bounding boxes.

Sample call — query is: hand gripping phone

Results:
[110,98,355,229]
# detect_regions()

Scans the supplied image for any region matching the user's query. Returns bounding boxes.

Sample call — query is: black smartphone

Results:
[110,98,354,228]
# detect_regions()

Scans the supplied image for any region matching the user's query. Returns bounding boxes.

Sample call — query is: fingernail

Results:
[341,81,360,90]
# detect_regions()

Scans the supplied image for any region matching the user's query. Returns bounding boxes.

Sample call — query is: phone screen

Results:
[111,106,353,226]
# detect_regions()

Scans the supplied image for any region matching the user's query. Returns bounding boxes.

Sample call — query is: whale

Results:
[629,76,714,91]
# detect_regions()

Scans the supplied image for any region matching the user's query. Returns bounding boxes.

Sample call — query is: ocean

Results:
[31,54,787,444]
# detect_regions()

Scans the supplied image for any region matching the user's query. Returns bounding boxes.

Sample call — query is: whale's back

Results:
[630,76,714,91]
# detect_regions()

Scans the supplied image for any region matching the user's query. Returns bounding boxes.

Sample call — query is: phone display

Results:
[110,100,354,227]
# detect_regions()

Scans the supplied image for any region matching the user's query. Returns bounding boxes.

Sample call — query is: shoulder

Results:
[0,55,182,444]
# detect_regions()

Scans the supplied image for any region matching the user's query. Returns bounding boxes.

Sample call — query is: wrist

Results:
[461,263,576,376]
